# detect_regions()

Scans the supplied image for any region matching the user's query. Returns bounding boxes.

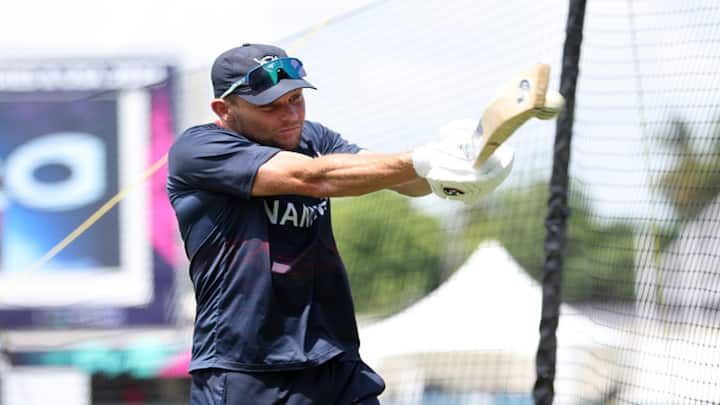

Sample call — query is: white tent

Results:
[358,241,619,404]
[635,195,720,318]
[621,197,720,404]
[612,332,720,404]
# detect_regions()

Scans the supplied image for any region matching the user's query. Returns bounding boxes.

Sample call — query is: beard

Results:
[223,109,302,150]
[224,109,246,135]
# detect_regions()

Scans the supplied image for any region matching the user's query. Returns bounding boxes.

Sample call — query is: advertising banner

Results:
[0,59,179,327]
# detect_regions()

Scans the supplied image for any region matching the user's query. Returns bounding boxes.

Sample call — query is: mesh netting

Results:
[3,1,720,404]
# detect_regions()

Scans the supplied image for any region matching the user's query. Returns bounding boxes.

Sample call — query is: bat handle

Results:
[471,122,490,168]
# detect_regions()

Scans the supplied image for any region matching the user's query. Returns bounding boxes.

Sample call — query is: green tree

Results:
[332,191,445,315]
[653,117,720,221]
[461,182,636,302]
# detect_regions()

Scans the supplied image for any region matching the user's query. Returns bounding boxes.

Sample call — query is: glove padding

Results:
[413,119,514,204]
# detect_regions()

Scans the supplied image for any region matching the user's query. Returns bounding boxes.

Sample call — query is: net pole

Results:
[532,0,587,404]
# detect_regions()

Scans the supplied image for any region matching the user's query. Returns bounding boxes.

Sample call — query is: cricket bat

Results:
[472,63,562,168]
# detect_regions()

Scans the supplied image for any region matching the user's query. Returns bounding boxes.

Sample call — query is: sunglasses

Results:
[221,57,307,98]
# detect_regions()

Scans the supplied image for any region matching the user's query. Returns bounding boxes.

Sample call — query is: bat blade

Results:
[472,64,550,168]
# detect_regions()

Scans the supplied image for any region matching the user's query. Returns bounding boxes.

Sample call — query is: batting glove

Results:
[412,119,514,204]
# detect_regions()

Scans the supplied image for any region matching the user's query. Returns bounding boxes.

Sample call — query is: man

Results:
[167,43,515,404]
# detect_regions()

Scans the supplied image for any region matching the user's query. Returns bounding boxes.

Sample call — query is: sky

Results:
[0,0,376,68]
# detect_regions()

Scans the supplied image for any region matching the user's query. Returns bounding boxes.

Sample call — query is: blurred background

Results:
[1,0,720,404]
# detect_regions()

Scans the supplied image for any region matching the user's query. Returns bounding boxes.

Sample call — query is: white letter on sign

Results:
[5,132,106,211]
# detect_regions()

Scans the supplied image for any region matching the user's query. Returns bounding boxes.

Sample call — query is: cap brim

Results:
[237,79,316,106]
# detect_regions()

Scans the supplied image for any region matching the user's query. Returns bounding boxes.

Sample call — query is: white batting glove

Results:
[412,119,514,204]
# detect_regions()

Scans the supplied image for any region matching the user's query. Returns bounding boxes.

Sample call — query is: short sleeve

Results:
[168,125,280,199]
[304,121,361,155]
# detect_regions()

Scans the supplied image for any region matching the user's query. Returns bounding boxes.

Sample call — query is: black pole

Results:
[533,0,587,404]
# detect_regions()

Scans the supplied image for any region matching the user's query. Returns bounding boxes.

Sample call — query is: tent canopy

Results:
[359,240,612,364]
[358,241,618,401]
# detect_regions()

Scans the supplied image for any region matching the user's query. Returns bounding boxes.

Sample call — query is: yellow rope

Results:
[27,154,168,273]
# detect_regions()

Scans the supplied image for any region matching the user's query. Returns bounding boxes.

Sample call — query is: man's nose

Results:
[282,104,301,122]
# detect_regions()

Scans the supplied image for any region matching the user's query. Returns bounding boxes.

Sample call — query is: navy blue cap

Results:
[211,44,316,105]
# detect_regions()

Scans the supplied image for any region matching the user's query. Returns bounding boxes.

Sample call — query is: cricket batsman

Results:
[167,43,562,404]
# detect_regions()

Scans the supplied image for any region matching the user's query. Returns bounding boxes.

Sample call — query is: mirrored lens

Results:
[246,58,306,92]
[247,67,275,92]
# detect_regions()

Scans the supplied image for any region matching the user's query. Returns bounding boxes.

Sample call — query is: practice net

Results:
[3,0,720,404]
[295,0,720,404]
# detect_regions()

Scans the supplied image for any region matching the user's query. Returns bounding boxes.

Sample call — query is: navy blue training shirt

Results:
[167,121,362,373]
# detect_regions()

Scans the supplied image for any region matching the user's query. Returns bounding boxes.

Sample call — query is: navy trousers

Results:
[190,359,385,405]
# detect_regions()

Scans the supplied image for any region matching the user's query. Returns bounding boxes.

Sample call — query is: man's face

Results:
[224,89,306,150]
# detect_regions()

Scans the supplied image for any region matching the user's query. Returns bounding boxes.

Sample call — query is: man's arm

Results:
[358,150,430,197]
[387,178,432,197]
[252,150,428,198]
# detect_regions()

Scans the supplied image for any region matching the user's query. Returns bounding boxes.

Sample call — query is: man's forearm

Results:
[300,152,419,197]
[252,150,422,198]
[356,151,430,196]
[389,178,432,197]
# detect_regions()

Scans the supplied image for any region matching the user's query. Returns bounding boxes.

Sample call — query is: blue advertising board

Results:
[0,59,179,327]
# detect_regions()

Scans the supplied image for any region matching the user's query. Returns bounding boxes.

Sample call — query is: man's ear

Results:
[211,98,230,121]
